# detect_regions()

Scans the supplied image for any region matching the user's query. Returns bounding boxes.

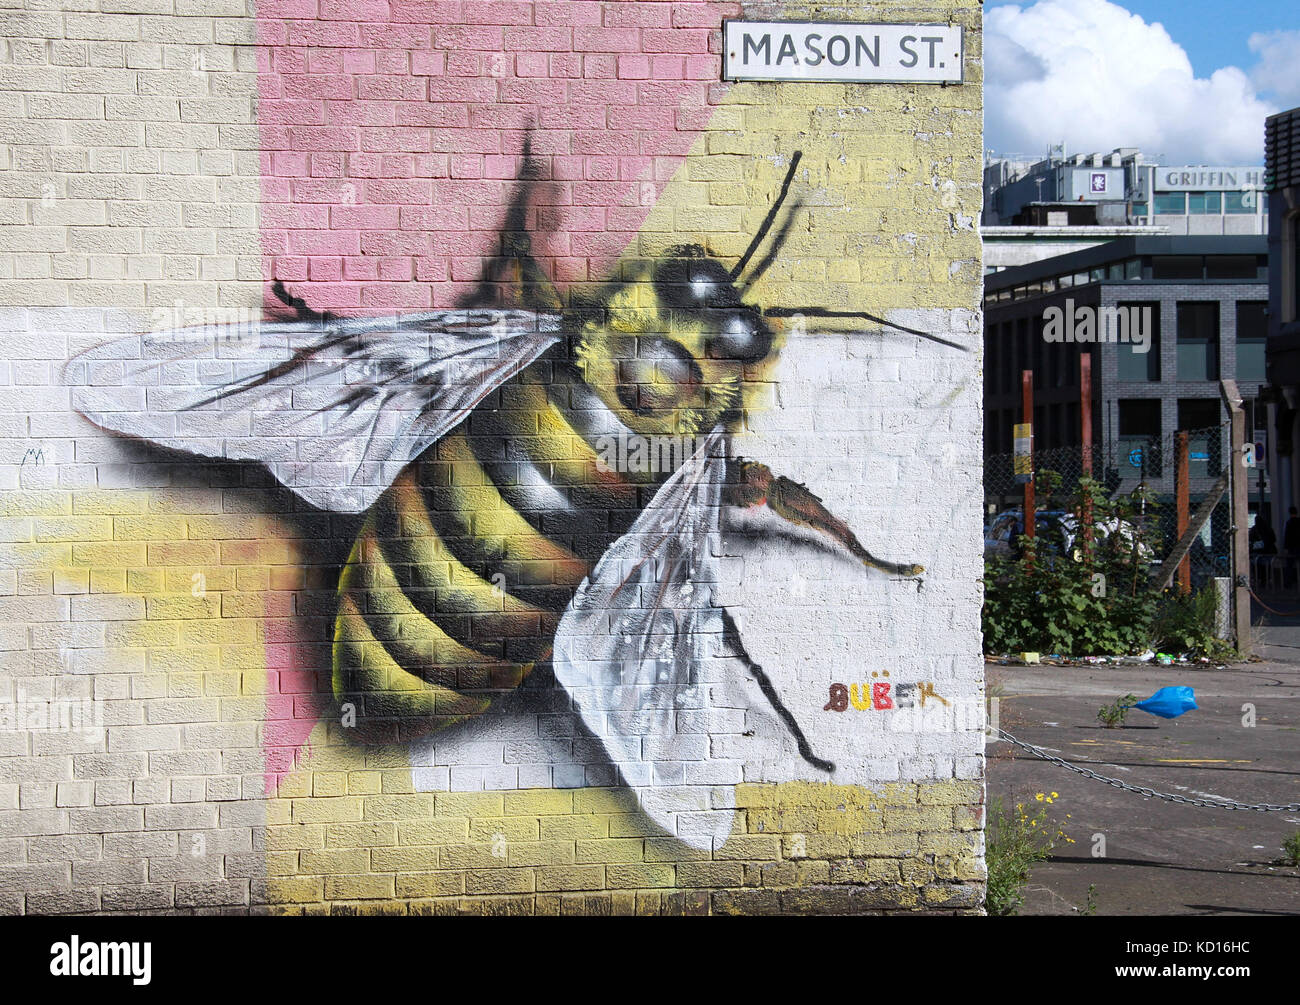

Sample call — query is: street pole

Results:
[1080,353,1093,557]
[1221,380,1251,656]
[1023,369,1035,546]
[1176,430,1190,594]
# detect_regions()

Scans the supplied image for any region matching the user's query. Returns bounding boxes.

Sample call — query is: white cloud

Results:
[986,0,1276,164]
[1248,30,1300,107]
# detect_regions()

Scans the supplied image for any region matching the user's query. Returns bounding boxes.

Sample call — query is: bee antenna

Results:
[765,306,970,352]
[730,151,803,283]
[735,197,802,291]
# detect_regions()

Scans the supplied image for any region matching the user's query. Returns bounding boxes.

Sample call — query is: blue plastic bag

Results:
[1134,686,1198,719]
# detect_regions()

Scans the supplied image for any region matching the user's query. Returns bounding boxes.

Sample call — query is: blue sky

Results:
[984,0,1300,163]
[988,0,1296,77]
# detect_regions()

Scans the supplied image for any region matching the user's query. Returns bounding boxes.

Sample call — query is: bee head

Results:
[571,244,775,438]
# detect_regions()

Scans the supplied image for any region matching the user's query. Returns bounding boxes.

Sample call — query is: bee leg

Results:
[726,459,924,577]
[720,608,834,774]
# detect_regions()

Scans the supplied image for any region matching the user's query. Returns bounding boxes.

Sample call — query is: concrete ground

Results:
[986,633,1300,915]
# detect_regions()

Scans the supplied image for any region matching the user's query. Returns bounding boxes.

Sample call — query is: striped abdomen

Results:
[332,356,650,741]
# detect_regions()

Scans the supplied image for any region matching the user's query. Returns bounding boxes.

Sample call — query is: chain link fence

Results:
[984,423,1234,592]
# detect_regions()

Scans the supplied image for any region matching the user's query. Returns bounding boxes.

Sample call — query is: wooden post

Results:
[1022,369,1035,543]
[1175,430,1190,593]
[1080,354,1093,557]
[1221,380,1251,656]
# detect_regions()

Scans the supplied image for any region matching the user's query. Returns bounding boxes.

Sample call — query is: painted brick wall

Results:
[0,0,985,915]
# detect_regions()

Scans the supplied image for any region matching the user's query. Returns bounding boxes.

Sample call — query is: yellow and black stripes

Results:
[331,361,643,741]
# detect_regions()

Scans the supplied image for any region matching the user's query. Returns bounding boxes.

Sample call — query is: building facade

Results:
[1263,107,1300,529]
[984,149,1268,244]
[984,237,1267,513]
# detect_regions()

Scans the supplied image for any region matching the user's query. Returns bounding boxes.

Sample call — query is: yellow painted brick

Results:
[34,516,113,541]
[468,817,540,843]
[676,861,745,888]
[70,490,150,515]
[395,871,465,899]
[643,837,711,863]
[714,834,781,861]
[272,772,311,799]
[574,838,644,865]
[369,845,442,873]
[265,851,303,876]
[605,812,661,838]
[113,515,189,539]
[434,792,503,817]
[605,863,676,889]
[885,806,952,833]
[571,787,638,815]
[264,825,325,852]
[291,796,363,824]
[260,876,323,905]
[299,848,370,874]
[918,830,980,857]
[362,794,439,821]
[398,817,469,846]
[180,619,257,645]
[502,788,573,816]
[505,840,576,868]
[537,815,609,841]
[439,843,516,871]
[534,865,604,893]
[326,821,397,848]
[90,568,128,593]
[53,568,89,594]
[146,541,221,565]
[125,569,166,593]
[72,542,147,566]
[465,868,535,896]
[324,874,395,901]
[311,772,348,798]
[829,858,904,884]
[918,780,983,806]
[347,772,383,796]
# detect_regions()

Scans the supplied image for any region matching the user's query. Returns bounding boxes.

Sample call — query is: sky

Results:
[984,0,1300,164]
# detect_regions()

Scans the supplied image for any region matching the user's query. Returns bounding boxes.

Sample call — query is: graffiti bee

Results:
[66,150,966,843]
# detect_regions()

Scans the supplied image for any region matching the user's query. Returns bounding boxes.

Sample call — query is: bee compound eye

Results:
[654,256,737,309]
[708,311,772,362]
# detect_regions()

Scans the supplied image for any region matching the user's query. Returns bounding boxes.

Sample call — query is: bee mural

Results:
[65,149,967,844]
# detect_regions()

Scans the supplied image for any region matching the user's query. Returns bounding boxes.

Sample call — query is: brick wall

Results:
[0,0,985,915]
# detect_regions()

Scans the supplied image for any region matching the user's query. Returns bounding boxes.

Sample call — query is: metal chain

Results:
[995,728,1300,813]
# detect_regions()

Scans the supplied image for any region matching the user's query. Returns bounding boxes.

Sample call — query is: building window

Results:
[1177,399,1223,478]
[1236,301,1267,382]
[1152,256,1202,279]
[1188,191,1222,214]
[1131,202,1148,217]
[1206,255,1257,280]
[1118,399,1162,476]
[1116,301,1160,382]
[1176,302,1220,382]
[1224,191,1256,214]
[1154,193,1186,214]
[1124,258,1142,279]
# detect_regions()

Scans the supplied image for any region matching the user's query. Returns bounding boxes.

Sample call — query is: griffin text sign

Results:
[723,21,963,83]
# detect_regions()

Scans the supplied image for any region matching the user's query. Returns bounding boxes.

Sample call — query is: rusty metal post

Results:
[1080,353,1093,557]
[1022,369,1034,544]
[1221,380,1251,656]
[1176,430,1190,593]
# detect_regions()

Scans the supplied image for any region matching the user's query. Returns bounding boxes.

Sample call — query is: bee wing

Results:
[552,428,739,850]
[64,309,562,512]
